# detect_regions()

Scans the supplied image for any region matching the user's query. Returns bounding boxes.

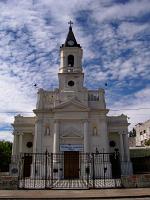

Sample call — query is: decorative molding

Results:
[81,119,89,123]
[53,98,90,111]
[19,132,24,136]
[61,127,83,139]
[54,119,60,123]
[33,109,53,114]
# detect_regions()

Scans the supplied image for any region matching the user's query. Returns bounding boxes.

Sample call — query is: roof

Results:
[61,25,81,48]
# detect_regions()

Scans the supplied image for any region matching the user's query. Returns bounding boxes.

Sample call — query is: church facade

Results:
[11,24,132,183]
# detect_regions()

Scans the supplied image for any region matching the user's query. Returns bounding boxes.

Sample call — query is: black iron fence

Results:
[13,152,122,189]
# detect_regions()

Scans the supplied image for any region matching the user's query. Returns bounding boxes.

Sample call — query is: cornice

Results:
[12,124,35,128]
[58,72,84,75]
[33,109,53,114]
[53,108,90,112]
[53,98,90,112]
[89,109,109,114]
[108,122,130,128]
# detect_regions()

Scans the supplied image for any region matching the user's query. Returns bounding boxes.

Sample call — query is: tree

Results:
[0,140,12,172]
[145,139,150,146]
[129,128,136,137]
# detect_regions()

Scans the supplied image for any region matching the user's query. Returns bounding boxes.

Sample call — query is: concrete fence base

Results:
[1,174,150,189]
[0,175,18,190]
[121,174,150,188]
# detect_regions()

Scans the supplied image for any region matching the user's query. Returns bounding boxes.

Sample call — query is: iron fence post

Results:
[86,153,90,188]
[17,154,21,189]
[23,153,25,189]
[51,153,53,188]
[33,153,36,188]
[45,150,48,189]
[92,153,95,188]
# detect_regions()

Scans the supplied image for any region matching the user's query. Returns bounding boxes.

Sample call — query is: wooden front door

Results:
[64,151,79,179]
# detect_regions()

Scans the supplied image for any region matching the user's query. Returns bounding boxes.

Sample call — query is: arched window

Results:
[68,55,74,67]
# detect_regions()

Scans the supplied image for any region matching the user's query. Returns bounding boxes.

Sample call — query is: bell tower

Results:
[58,21,84,92]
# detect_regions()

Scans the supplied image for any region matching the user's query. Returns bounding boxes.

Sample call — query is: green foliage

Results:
[0,140,12,172]
[145,139,150,146]
[129,128,136,137]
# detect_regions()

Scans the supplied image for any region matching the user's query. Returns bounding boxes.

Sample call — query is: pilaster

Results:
[12,132,18,155]
[34,118,43,153]
[99,116,109,153]
[83,120,89,153]
[19,133,23,153]
[119,132,124,161]
[123,131,130,162]
[53,120,60,153]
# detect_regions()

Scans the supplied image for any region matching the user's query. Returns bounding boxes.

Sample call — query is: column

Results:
[123,133,130,162]
[84,120,89,153]
[19,133,23,153]
[34,118,43,153]
[121,131,133,175]
[12,133,17,155]
[119,133,124,161]
[100,117,109,153]
[53,120,59,153]
[16,134,19,155]
[32,118,43,178]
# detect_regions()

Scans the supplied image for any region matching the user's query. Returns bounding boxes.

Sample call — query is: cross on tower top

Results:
[68,20,73,27]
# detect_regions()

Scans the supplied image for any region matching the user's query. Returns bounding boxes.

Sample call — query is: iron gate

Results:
[18,152,121,189]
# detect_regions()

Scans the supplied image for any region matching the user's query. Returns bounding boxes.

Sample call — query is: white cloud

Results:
[0,74,36,112]
[0,131,13,142]
[118,22,149,39]
[92,0,150,22]
[108,87,150,130]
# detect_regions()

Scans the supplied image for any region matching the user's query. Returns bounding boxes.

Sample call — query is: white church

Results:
[11,23,132,187]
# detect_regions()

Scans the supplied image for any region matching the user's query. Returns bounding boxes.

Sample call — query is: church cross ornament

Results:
[68,20,73,27]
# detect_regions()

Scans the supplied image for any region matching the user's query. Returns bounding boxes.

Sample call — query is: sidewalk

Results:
[0,188,150,199]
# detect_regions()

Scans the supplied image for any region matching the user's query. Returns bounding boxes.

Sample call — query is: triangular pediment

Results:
[54,98,89,111]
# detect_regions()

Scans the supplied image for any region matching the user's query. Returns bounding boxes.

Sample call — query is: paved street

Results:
[91,197,150,200]
[76,199,150,200]
[74,199,150,200]
[87,199,150,200]
[0,198,150,200]
[0,188,150,199]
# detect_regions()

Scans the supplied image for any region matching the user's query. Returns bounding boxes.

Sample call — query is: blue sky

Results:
[0,0,150,141]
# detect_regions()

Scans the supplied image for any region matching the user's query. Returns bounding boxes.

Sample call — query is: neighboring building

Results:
[128,136,136,147]
[135,120,150,146]
[10,23,132,181]
[130,146,150,175]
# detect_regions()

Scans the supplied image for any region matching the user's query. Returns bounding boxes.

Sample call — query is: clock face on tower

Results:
[67,40,74,46]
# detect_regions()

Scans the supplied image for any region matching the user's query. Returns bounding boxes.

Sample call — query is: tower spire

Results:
[61,21,81,48]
